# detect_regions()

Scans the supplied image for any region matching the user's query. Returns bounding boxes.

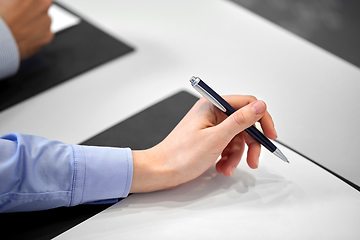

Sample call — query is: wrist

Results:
[130,147,177,193]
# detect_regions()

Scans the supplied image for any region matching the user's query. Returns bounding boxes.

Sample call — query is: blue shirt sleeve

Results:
[0,133,133,213]
[0,17,20,80]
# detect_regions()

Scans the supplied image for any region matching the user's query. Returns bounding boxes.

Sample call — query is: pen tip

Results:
[274,148,289,163]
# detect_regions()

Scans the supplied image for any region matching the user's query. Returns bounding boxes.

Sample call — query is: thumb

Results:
[217,100,267,142]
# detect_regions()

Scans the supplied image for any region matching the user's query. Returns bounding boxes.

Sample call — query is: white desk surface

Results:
[55,143,360,239]
[0,0,359,237]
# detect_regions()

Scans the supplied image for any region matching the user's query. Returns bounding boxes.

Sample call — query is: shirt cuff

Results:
[0,17,20,80]
[69,145,133,206]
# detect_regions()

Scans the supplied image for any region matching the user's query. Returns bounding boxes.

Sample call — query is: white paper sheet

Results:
[48,4,80,33]
[56,145,360,239]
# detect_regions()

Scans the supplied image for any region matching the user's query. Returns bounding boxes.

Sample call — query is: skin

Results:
[130,95,277,193]
[0,0,54,60]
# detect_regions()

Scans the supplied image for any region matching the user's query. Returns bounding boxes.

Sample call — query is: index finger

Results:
[223,95,277,140]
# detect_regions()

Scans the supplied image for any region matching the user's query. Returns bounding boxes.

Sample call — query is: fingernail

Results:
[251,101,266,115]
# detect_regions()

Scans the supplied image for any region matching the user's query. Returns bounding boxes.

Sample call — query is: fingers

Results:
[222,95,258,109]
[258,111,277,140]
[216,131,261,176]
[244,133,261,169]
[214,100,265,175]
[195,95,277,176]
[211,96,277,173]
[216,95,277,141]
[17,13,53,59]
[18,0,52,23]
[1,0,54,60]
[20,1,53,59]
[216,100,267,144]
[216,133,246,176]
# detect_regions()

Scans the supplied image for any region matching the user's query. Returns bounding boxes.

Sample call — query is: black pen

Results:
[190,76,289,163]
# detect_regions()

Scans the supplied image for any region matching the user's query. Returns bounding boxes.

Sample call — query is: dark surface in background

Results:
[82,91,198,150]
[0,2,134,112]
[1,204,113,240]
[1,91,199,240]
[229,0,360,68]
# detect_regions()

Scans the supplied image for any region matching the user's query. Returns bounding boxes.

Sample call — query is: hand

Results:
[0,0,54,60]
[130,95,277,193]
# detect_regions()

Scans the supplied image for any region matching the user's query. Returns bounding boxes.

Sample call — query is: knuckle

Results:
[233,110,247,126]
[247,95,257,102]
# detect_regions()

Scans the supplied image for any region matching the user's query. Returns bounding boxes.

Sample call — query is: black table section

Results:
[230,0,360,69]
[82,91,198,149]
[0,2,134,112]
[1,91,199,240]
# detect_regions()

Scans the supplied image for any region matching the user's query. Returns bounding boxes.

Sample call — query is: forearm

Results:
[0,133,133,213]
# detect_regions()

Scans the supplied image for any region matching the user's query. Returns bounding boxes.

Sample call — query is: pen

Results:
[189,76,289,163]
